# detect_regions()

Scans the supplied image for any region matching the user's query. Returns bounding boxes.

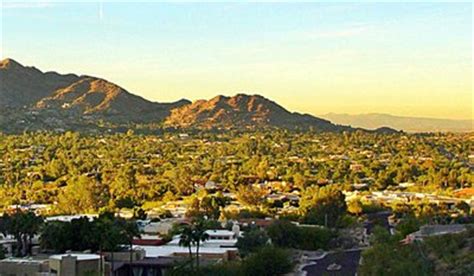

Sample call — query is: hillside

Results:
[0,58,189,127]
[164,94,343,131]
[0,58,80,107]
[322,113,472,133]
[0,58,348,132]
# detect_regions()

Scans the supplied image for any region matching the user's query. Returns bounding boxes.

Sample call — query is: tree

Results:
[358,226,432,275]
[2,210,43,256]
[192,219,209,269]
[300,186,347,227]
[296,227,333,250]
[94,212,130,273]
[347,199,363,216]
[57,175,105,214]
[455,201,470,215]
[122,220,141,264]
[293,173,306,189]
[178,224,195,268]
[178,219,210,270]
[40,221,72,253]
[396,215,421,237]
[236,228,269,256]
[235,185,267,209]
[242,246,293,276]
[200,195,226,220]
[267,220,300,248]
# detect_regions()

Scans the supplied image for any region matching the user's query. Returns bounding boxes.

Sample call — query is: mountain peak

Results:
[0,58,23,69]
[164,93,339,130]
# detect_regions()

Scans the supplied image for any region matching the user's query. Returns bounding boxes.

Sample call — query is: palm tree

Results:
[192,219,209,269]
[178,225,195,268]
[178,219,210,270]
[123,221,140,265]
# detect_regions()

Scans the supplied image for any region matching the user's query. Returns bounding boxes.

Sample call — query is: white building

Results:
[133,229,240,261]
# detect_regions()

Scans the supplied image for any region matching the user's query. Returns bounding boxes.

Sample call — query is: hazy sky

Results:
[1,1,472,120]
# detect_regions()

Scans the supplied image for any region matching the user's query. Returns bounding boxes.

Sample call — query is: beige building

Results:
[0,258,49,276]
[48,254,102,276]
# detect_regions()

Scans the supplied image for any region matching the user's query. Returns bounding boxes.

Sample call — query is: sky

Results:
[1,1,472,120]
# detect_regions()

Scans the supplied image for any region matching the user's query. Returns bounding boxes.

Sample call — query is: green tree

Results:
[40,221,72,253]
[178,218,210,269]
[300,186,347,227]
[396,215,421,237]
[236,228,269,256]
[2,210,43,256]
[178,224,195,267]
[242,246,293,276]
[359,226,432,276]
[267,220,300,248]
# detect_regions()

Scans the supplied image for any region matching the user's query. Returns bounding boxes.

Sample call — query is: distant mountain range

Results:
[0,58,189,123]
[321,113,472,133]
[1,58,467,134]
[0,58,350,132]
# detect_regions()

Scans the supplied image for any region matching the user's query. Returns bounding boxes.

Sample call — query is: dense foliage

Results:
[0,210,43,256]
[0,130,471,214]
[38,213,139,254]
[267,220,334,250]
[359,226,474,276]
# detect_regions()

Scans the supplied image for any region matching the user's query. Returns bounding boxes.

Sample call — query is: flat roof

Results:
[45,214,98,222]
[167,237,237,246]
[206,230,235,236]
[0,258,48,264]
[49,254,101,261]
[133,245,237,258]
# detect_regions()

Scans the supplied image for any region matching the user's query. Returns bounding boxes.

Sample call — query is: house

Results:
[237,218,274,228]
[404,224,470,243]
[132,229,240,262]
[352,183,368,190]
[349,164,363,172]
[399,182,415,188]
[112,257,176,276]
[48,253,103,276]
[205,229,239,244]
[178,133,190,139]
[454,188,474,199]
[142,219,182,235]
[0,258,49,276]
[132,234,167,246]
[204,180,219,191]
[0,234,16,257]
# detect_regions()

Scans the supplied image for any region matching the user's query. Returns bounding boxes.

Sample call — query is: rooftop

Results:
[45,214,98,222]
[49,253,101,261]
[133,245,238,258]
[0,258,48,264]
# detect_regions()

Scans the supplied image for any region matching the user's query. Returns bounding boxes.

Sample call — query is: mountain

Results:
[0,58,190,125]
[0,58,80,107]
[1,58,350,132]
[164,94,344,131]
[321,113,473,133]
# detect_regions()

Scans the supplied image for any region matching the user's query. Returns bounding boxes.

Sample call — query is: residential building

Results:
[48,253,102,276]
[404,224,470,243]
[0,258,49,276]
